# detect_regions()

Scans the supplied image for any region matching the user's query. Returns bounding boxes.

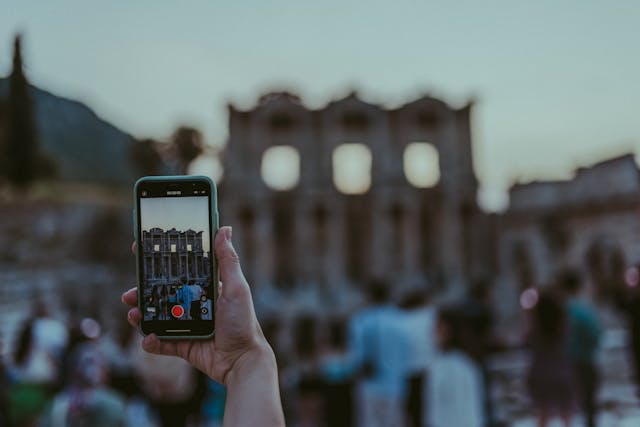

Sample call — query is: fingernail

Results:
[224,227,232,241]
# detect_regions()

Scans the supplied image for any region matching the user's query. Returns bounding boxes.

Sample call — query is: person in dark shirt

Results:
[527,291,576,427]
[612,264,640,399]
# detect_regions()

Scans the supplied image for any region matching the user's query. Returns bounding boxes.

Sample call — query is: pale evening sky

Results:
[2,0,639,210]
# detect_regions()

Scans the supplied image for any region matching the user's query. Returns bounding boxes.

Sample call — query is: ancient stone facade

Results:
[496,154,640,325]
[141,227,210,286]
[221,91,491,306]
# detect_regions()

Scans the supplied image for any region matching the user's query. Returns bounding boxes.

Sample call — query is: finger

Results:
[132,241,137,254]
[127,307,142,327]
[215,226,249,298]
[142,334,180,357]
[121,287,138,306]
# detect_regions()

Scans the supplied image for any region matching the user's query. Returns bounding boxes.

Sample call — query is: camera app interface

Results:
[140,195,213,321]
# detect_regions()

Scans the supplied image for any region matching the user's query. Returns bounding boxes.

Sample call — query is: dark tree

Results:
[130,138,164,176]
[171,126,203,175]
[0,102,6,159]
[4,35,40,187]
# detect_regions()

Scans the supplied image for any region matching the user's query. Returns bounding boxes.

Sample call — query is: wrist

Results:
[222,340,285,426]
[224,341,277,387]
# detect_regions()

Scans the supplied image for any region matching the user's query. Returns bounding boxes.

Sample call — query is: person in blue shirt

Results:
[178,276,193,319]
[168,285,177,305]
[559,269,601,427]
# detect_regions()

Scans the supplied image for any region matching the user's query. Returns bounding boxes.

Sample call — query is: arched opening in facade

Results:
[261,145,300,191]
[332,143,372,195]
[403,142,440,188]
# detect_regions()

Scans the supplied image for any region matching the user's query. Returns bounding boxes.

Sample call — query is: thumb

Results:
[215,226,248,297]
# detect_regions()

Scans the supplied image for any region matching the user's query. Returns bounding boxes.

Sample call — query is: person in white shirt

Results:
[12,304,69,385]
[349,279,411,427]
[427,306,485,427]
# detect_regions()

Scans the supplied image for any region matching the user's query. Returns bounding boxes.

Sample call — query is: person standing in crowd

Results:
[349,279,411,427]
[526,291,576,427]
[200,287,213,320]
[8,318,45,427]
[612,264,640,399]
[189,282,204,320]
[157,285,167,320]
[559,269,601,427]
[290,315,323,427]
[398,287,437,427]
[460,278,497,427]
[177,277,191,319]
[7,303,69,426]
[132,339,202,427]
[201,379,227,427]
[0,340,10,427]
[428,306,485,427]
[40,343,128,427]
[150,285,158,319]
[168,285,178,307]
[319,318,355,427]
[99,320,140,399]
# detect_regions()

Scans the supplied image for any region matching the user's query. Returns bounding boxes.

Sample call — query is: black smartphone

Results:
[133,176,218,338]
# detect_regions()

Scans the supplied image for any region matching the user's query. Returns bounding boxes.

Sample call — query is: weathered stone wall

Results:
[220,91,484,316]
[495,155,640,340]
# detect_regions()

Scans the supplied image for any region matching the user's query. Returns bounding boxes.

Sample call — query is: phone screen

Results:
[136,178,216,337]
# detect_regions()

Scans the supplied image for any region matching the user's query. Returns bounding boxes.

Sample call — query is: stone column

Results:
[326,196,346,290]
[405,196,422,281]
[255,207,275,289]
[370,194,389,279]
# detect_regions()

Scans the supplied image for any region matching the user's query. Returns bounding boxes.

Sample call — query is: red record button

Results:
[171,305,185,318]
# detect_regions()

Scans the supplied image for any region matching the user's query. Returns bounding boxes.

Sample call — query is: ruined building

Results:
[141,227,211,286]
[498,154,640,301]
[220,91,493,305]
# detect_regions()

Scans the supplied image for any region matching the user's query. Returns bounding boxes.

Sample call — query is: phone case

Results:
[133,175,219,339]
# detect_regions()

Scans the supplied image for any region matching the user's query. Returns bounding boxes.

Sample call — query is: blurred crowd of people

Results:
[4,266,640,427]
[273,279,495,427]
[0,302,225,427]
[144,281,212,321]
[525,270,601,427]
[270,270,618,427]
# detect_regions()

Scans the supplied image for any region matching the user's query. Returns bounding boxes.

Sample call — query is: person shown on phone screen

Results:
[189,281,204,320]
[122,226,285,427]
[176,278,190,320]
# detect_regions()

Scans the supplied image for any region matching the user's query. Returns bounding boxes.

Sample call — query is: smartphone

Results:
[133,176,218,338]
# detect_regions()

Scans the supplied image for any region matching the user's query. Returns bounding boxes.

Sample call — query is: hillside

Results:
[0,77,137,185]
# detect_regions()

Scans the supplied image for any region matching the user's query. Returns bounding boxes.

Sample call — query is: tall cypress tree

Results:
[5,34,39,187]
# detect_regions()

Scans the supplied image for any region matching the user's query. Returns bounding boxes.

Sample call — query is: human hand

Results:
[122,226,272,385]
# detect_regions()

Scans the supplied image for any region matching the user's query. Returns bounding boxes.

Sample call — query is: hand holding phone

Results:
[124,226,268,377]
[128,176,284,425]
[122,228,285,426]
